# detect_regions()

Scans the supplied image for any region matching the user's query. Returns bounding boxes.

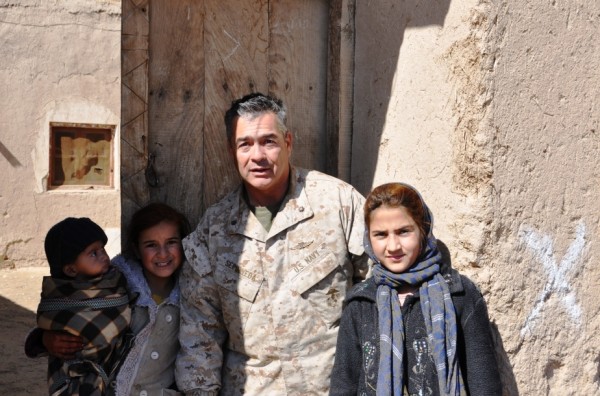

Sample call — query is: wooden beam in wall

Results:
[148,0,205,225]
[121,0,150,237]
[327,0,356,181]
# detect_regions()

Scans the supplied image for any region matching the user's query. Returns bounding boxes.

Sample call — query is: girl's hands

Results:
[42,330,84,360]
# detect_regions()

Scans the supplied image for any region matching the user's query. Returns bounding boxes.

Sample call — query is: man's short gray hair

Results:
[224,92,288,146]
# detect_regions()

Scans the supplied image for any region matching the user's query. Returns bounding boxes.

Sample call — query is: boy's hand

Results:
[42,331,84,360]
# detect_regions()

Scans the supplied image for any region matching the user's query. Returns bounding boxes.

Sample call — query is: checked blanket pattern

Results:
[37,268,131,396]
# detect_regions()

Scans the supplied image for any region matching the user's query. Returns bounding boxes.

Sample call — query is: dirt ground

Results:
[0,267,49,395]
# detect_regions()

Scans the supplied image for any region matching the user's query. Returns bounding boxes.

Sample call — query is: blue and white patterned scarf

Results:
[365,186,466,396]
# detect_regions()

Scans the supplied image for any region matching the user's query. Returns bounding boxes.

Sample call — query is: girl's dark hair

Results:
[364,183,429,247]
[125,203,191,258]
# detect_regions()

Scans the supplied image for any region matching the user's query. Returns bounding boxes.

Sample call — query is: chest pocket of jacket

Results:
[214,264,262,339]
[291,251,349,328]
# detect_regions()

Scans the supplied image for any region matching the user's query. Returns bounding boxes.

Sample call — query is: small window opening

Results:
[49,123,115,189]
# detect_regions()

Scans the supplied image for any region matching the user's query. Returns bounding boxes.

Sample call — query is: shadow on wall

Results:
[490,322,520,396]
[438,241,519,395]
[0,141,23,168]
[353,0,450,194]
[0,295,47,395]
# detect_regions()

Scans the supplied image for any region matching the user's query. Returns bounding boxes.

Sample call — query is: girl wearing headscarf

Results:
[330,183,501,395]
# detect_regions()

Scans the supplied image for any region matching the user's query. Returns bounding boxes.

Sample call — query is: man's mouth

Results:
[250,168,272,176]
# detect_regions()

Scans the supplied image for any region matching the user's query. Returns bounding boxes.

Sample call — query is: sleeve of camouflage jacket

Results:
[343,186,371,283]
[175,220,225,395]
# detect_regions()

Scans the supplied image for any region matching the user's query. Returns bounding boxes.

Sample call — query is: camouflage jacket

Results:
[176,167,369,395]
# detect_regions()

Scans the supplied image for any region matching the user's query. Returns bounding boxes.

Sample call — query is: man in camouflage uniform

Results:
[176,93,369,395]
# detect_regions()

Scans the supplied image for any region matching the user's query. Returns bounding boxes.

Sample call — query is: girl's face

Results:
[368,206,422,274]
[137,221,183,283]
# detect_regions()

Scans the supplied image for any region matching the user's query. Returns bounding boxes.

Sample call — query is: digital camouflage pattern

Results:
[176,168,369,395]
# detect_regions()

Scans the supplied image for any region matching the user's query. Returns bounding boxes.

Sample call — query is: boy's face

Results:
[63,240,110,279]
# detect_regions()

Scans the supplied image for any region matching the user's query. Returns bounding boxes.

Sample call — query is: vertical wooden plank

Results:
[148,1,205,225]
[326,0,342,178]
[202,0,269,208]
[326,0,355,181]
[121,0,150,235]
[269,0,330,172]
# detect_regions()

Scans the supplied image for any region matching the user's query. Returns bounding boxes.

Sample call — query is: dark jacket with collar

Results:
[329,265,502,396]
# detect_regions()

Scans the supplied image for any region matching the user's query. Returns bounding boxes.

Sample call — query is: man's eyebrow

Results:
[234,136,251,144]
[235,132,279,143]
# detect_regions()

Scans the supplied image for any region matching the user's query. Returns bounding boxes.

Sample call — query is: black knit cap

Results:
[44,217,108,278]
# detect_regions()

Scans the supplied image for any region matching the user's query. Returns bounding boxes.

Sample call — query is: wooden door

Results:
[121,0,355,229]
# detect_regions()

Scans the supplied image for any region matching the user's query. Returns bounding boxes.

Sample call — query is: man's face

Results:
[231,112,292,205]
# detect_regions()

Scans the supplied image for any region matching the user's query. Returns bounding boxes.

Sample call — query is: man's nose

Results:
[250,144,266,161]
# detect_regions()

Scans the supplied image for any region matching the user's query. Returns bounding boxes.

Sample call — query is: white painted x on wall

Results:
[518,221,586,337]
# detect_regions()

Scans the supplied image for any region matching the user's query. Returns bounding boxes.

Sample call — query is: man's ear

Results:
[62,264,78,277]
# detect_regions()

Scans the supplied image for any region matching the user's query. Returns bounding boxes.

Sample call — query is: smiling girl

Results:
[329,183,501,395]
[110,202,190,396]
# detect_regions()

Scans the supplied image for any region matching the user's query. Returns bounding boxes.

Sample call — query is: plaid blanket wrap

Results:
[37,268,131,396]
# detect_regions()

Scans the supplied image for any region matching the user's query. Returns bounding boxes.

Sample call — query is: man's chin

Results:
[245,178,274,189]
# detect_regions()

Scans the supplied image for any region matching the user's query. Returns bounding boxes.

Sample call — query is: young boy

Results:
[37,217,131,396]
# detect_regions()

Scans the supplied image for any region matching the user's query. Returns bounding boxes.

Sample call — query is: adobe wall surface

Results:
[0,0,122,268]
[485,1,599,394]
[353,0,599,394]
